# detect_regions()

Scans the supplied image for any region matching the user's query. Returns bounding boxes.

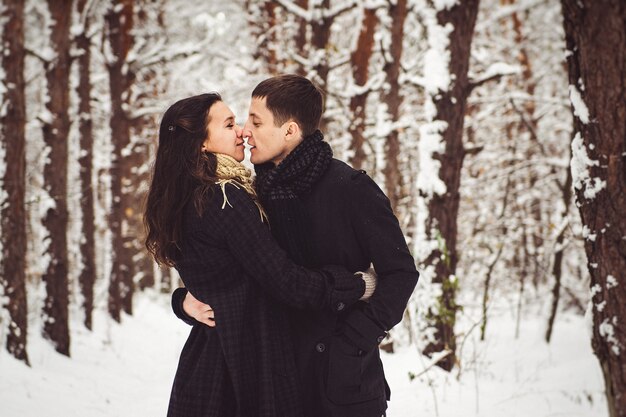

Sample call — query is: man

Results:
[172,74,419,416]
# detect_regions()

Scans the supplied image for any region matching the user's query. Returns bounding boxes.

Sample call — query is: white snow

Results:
[416,5,454,200]
[422,22,454,97]
[606,275,617,289]
[0,294,606,417]
[598,317,621,356]
[386,311,606,417]
[568,85,589,124]
[581,225,597,241]
[417,121,448,197]
[590,284,602,297]
[570,132,606,200]
[432,0,459,11]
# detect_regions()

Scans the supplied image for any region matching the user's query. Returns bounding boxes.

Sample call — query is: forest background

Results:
[0,0,624,416]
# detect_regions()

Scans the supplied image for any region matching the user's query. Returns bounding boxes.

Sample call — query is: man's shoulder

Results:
[321,158,369,187]
[318,159,388,205]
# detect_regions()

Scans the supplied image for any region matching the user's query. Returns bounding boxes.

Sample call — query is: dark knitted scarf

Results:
[254,130,332,266]
[255,130,332,202]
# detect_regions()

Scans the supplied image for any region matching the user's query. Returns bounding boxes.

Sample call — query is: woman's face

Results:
[203,101,244,162]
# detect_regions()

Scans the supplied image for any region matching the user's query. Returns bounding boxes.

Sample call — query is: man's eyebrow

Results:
[249,112,261,119]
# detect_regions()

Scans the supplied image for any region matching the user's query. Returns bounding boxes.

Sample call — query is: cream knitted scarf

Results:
[215,153,268,223]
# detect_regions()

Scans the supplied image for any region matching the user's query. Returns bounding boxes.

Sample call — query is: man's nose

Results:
[242,126,252,139]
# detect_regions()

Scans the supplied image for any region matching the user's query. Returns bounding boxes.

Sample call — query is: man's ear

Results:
[284,121,302,142]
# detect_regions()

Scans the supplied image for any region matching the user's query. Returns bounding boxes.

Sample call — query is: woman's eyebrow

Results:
[223,115,235,124]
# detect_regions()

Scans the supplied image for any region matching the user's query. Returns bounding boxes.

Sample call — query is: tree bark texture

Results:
[347,7,378,170]
[422,0,480,372]
[381,0,407,214]
[294,0,308,76]
[561,2,626,416]
[75,0,96,331]
[106,0,135,322]
[310,0,332,131]
[41,0,73,356]
[247,0,279,74]
[0,0,29,365]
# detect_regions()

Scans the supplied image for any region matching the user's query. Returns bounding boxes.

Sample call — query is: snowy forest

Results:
[1,0,625,416]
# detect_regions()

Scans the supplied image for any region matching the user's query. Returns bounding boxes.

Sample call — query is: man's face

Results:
[243,97,290,165]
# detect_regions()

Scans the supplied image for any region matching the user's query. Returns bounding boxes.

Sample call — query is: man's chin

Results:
[250,155,268,165]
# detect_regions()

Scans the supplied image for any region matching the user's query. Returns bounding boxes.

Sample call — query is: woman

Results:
[144,93,374,417]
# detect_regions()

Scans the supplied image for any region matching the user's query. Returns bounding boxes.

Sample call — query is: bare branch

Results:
[25,48,49,64]
[324,0,358,20]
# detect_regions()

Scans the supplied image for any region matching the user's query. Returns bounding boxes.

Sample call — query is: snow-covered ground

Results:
[0,293,606,417]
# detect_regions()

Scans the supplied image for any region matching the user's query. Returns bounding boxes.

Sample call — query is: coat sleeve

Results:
[180,184,365,317]
[341,172,419,351]
[171,286,197,326]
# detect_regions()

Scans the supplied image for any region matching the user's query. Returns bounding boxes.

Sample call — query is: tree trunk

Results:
[0,0,29,365]
[294,0,308,76]
[106,0,135,322]
[561,2,626,415]
[75,0,96,331]
[247,0,279,74]
[505,0,544,289]
[546,161,573,343]
[421,0,480,372]
[130,0,166,291]
[310,0,332,131]
[41,0,73,356]
[381,0,407,214]
[347,7,378,170]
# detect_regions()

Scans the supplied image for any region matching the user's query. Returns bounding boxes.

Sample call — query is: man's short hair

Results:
[252,74,324,137]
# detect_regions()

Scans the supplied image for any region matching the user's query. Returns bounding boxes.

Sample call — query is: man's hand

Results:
[183,291,215,327]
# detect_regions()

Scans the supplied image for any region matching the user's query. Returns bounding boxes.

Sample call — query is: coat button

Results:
[315,343,326,353]
[377,335,385,344]
[336,302,345,311]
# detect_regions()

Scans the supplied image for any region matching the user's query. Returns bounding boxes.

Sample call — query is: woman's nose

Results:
[235,125,243,137]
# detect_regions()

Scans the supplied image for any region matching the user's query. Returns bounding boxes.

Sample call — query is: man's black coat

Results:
[174,158,419,416]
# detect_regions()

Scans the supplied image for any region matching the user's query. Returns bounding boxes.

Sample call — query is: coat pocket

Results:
[325,334,385,405]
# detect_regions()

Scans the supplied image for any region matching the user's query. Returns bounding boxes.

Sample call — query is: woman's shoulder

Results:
[205,181,261,221]
[182,182,256,234]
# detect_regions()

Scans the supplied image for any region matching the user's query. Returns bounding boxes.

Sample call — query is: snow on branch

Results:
[129,44,201,74]
[334,72,386,99]
[467,62,521,94]
[324,0,359,20]
[475,0,545,32]
[274,0,311,21]
[275,0,358,22]
[25,47,54,64]
[432,0,459,11]
[127,105,164,121]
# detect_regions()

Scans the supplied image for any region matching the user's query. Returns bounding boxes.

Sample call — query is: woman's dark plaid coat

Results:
[167,184,364,417]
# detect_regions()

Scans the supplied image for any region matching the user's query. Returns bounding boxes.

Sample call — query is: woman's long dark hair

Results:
[144,93,222,267]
